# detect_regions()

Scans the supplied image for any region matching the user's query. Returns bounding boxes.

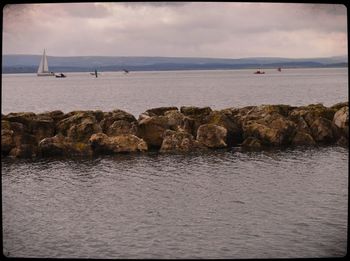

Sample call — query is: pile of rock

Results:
[1,102,348,158]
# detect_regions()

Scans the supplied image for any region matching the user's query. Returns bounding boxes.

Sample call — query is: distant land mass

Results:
[2,54,348,73]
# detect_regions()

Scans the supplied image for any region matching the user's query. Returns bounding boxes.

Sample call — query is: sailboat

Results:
[37,49,55,76]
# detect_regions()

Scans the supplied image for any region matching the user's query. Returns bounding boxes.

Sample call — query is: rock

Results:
[136,116,169,148]
[310,117,334,143]
[106,120,137,136]
[89,133,147,153]
[57,112,95,135]
[289,104,336,127]
[291,131,316,146]
[100,109,136,132]
[3,118,38,158]
[180,116,196,135]
[38,134,67,156]
[39,134,93,157]
[331,101,348,111]
[336,136,348,147]
[30,117,55,142]
[180,106,212,116]
[196,124,227,148]
[241,137,262,150]
[160,129,205,152]
[56,112,102,142]
[179,106,213,136]
[164,110,185,131]
[144,107,178,117]
[205,110,242,146]
[332,106,348,139]
[1,127,14,156]
[4,112,36,127]
[9,144,37,158]
[242,109,296,146]
[67,118,102,142]
[37,110,65,123]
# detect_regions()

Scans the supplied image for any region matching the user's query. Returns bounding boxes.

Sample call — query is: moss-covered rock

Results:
[144,107,178,117]
[291,131,316,146]
[196,124,227,148]
[136,116,169,148]
[310,117,334,143]
[332,106,348,139]
[38,134,93,157]
[89,133,147,153]
[241,137,262,150]
[160,129,205,152]
[205,110,242,146]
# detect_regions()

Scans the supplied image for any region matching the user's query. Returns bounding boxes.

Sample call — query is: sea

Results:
[1,68,348,258]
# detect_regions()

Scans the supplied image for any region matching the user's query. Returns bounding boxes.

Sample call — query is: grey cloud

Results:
[2,2,347,58]
[62,3,112,18]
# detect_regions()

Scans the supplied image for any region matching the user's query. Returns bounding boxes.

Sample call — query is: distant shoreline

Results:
[2,64,348,74]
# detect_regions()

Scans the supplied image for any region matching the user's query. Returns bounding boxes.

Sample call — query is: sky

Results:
[2,2,348,58]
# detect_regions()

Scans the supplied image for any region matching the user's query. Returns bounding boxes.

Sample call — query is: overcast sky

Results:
[3,2,347,58]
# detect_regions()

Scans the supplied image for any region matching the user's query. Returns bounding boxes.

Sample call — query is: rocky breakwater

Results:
[1,102,348,159]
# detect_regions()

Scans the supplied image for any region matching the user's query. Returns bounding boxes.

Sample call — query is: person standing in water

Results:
[94,69,98,78]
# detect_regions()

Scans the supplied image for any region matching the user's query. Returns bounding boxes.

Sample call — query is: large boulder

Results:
[180,106,212,116]
[106,120,137,136]
[291,131,316,146]
[9,144,37,158]
[39,134,93,157]
[37,110,66,124]
[330,102,348,111]
[1,121,15,156]
[310,117,334,143]
[196,124,227,148]
[180,106,212,135]
[241,106,296,146]
[30,116,55,142]
[100,109,136,132]
[160,129,205,152]
[144,107,178,117]
[241,137,262,150]
[136,116,170,148]
[66,118,102,142]
[205,110,242,146]
[164,110,185,131]
[332,106,348,139]
[3,121,38,158]
[3,112,36,127]
[289,104,336,127]
[56,112,102,142]
[89,133,147,154]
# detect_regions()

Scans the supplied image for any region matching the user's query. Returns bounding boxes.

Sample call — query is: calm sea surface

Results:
[1,68,348,258]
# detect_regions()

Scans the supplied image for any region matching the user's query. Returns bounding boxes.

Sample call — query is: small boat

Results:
[254,70,265,74]
[55,73,66,78]
[37,49,55,76]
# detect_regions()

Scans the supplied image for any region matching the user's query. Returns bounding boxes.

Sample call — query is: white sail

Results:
[37,49,54,76]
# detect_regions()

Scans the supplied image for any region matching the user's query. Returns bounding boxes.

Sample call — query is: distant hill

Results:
[2,55,348,73]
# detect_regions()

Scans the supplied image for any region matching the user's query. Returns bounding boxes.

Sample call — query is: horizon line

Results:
[3,53,348,60]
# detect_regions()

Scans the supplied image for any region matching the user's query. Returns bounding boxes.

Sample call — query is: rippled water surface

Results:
[1,68,348,258]
[2,147,348,258]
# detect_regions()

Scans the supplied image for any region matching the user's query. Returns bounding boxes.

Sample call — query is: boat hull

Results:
[37,72,55,76]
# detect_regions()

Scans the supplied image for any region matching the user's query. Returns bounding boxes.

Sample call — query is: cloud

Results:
[2,3,347,58]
